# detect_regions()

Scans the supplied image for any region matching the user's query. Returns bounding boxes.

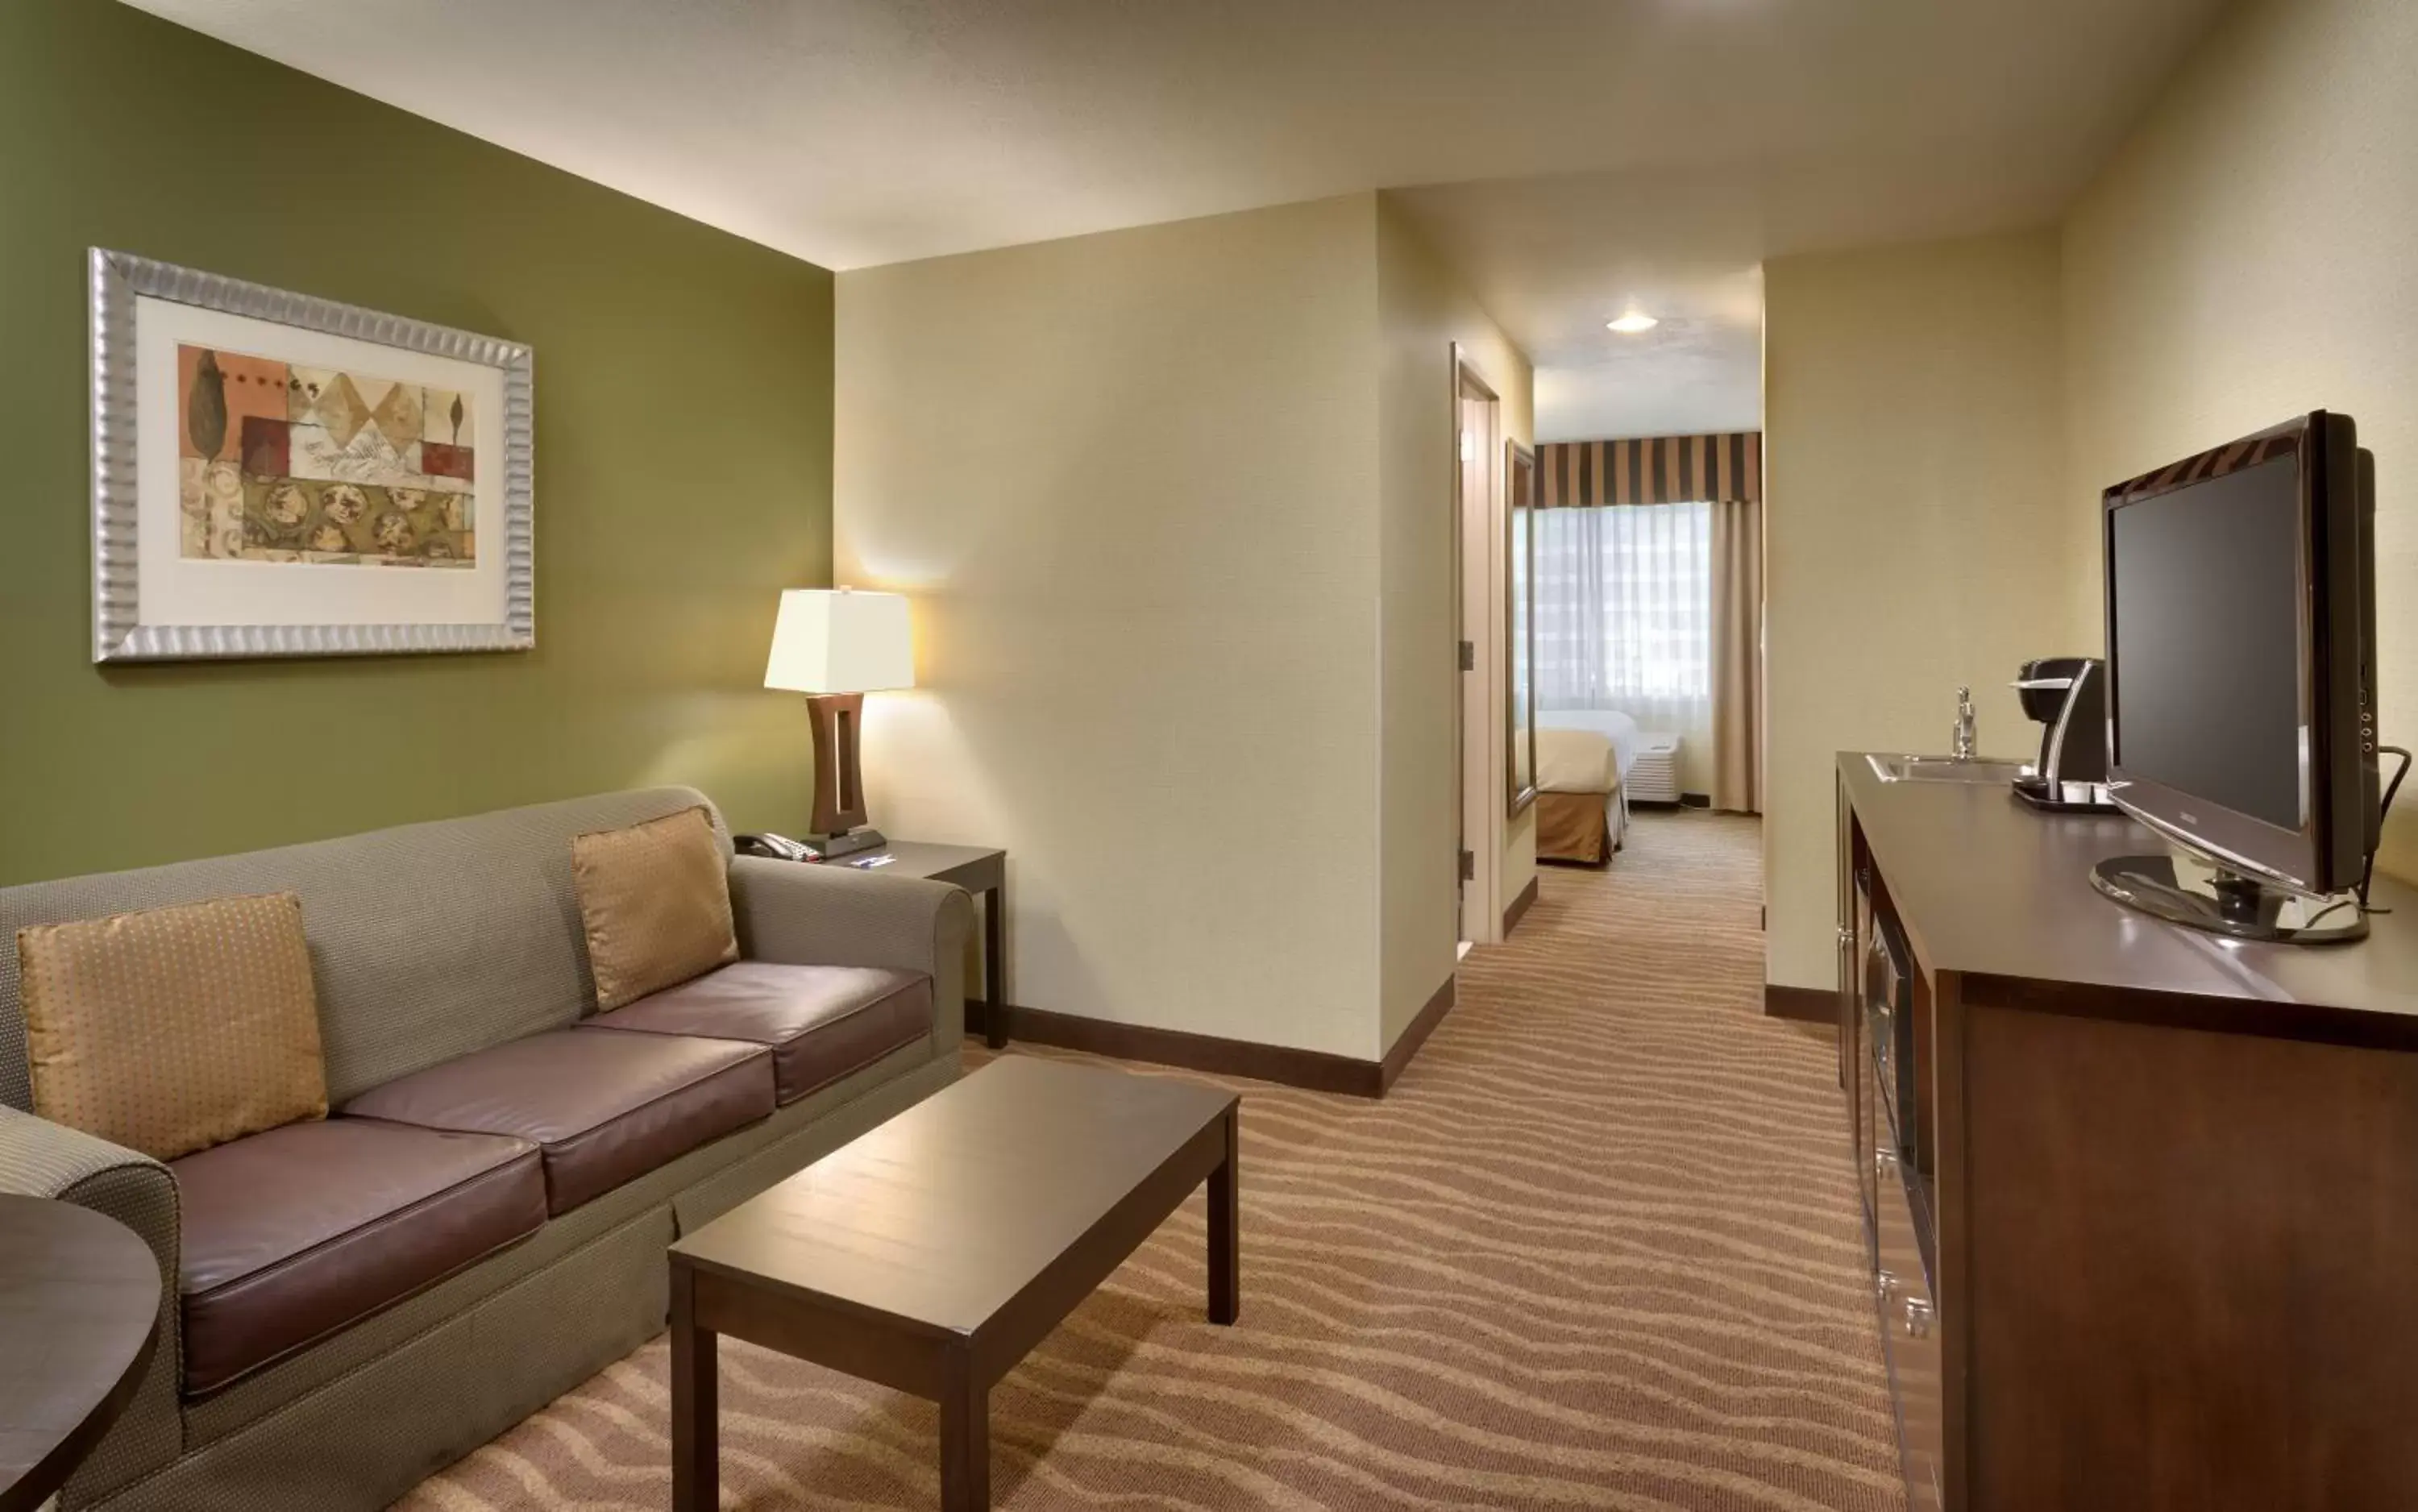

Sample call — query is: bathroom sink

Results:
[1867,754,2032,785]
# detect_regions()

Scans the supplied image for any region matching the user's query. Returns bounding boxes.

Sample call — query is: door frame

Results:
[1452,345,1506,944]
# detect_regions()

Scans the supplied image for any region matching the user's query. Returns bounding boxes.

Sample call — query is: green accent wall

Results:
[0,1,834,887]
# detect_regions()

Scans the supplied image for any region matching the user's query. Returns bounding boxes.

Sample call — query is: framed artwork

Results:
[89,247,534,662]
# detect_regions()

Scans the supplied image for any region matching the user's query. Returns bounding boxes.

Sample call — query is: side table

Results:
[829,842,1008,1049]
[0,1196,161,1512]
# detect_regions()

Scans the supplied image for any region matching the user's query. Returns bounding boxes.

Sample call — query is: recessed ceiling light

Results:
[1607,313,1659,334]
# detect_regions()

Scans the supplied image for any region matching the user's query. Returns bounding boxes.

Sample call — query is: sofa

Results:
[0,787,970,1511]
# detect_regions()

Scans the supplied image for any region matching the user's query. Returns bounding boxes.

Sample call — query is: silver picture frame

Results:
[89,247,534,662]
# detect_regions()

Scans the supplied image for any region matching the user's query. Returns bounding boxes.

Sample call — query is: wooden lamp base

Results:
[805,693,885,856]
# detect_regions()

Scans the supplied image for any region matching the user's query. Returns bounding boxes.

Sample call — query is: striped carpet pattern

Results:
[396,810,1902,1510]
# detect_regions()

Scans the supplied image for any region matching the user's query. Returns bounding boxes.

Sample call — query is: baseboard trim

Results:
[1764,984,1835,1024]
[1379,975,1457,1094]
[968,974,1458,1099]
[1502,876,1539,934]
[966,1001,1388,1097]
[1680,792,1712,808]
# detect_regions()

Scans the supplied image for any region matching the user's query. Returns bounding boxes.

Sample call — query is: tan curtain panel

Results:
[1710,499,1764,814]
[1538,432,1762,508]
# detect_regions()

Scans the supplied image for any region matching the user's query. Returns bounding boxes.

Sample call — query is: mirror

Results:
[1506,440,1537,816]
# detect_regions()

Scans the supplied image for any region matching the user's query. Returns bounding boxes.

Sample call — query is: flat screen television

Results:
[2100,411,2377,922]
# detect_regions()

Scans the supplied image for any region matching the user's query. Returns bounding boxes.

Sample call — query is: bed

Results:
[1533,710,1640,865]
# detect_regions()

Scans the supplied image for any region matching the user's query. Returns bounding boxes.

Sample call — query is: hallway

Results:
[401,810,1901,1510]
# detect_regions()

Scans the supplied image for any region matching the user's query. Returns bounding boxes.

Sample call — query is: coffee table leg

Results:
[671,1265,718,1512]
[1208,1105,1240,1325]
[940,1345,990,1510]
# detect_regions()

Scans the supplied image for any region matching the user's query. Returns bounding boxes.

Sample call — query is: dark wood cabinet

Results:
[1853,1020,1879,1251]
[1833,754,2418,1512]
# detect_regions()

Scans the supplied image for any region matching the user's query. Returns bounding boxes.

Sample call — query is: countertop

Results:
[1838,752,2418,1045]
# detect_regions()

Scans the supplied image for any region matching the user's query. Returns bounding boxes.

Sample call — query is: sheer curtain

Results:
[1534,500,1714,739]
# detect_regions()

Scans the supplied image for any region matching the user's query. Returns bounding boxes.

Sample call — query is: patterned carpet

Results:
[395,810,1902,1511]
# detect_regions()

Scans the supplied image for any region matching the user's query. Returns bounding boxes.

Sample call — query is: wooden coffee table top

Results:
[0,1196,160,1512]
[669,1054,1242,1510]
[673,1056,1236,1336]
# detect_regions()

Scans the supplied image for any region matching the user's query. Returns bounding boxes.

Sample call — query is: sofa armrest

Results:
[726,856,972,1052]
[0,1104,185,1499]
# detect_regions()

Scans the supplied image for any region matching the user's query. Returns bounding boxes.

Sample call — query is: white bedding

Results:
[1536,728,1618,794]
[1540,709,1641,779]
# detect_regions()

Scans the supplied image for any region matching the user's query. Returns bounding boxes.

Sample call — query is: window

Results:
[1534,500,1713,710]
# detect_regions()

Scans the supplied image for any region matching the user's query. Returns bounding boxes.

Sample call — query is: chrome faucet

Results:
[1951,686,1976,761]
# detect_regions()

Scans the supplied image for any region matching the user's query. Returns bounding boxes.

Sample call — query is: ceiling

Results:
[127,0,2228,439]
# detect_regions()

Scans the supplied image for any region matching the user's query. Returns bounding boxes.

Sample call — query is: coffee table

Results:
[668,1056,1240,1511]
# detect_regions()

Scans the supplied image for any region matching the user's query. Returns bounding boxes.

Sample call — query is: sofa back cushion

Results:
[0,787,728,1111]
[571,806,739,1010]
[20,892,327,1160]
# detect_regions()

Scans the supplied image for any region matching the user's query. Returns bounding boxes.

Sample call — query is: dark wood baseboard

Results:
[1379,975,1456,1094]
[965,1002,1366,1097]
[1764,984,1835,1024]
[1502,876,1539,934]
[968,974,1457,1099]
[1681,792,1712,808]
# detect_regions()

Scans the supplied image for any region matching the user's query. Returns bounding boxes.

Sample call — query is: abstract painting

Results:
[178,347,477,569]
[90,248,534,663]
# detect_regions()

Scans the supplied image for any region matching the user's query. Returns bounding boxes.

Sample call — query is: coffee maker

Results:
[2010,656,2119,813]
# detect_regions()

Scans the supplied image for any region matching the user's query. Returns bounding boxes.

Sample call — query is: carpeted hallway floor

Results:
[396,810,1903,1511]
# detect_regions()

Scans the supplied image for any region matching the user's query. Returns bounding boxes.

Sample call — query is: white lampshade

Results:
[763,589,914,694]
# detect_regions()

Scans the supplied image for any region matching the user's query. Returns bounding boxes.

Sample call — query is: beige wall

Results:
[837,193,1529,1058]
[2063,0,2418,881]
[1676,712,1718,800]
[1763,231,2073,988]
[836,195,1384,1058]
[1375,196,1535,1049]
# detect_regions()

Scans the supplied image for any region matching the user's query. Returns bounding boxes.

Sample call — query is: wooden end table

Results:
[0,1197,161,1512]
[668,1056,1240,1511]
[834,842,1008,1048]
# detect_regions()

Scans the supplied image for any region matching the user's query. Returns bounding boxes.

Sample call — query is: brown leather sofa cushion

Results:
[341,1029,774,1215]
[172,1116,544,1394]
[582,962,933,1105]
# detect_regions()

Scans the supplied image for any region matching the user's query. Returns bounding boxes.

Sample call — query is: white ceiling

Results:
[127,0,2226,438]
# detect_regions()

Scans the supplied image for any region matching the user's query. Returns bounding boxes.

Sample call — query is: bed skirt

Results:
[1536,789,1617,866]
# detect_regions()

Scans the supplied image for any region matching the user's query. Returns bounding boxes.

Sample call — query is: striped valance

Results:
[1538,432,1762,508]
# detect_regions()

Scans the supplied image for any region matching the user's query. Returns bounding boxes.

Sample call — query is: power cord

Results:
[2357,745,2413,912]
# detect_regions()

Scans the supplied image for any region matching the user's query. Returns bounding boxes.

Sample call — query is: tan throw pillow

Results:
[571,805,739,1010]
[19,892,329,1162]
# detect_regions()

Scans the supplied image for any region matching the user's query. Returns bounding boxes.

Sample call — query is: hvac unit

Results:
[1628,734,1683,804]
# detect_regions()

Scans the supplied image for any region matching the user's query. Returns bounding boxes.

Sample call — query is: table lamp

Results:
[763,588,913,858]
